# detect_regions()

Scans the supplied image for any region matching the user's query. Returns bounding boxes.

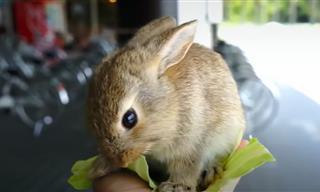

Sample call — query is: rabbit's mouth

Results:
[118,146,146,167]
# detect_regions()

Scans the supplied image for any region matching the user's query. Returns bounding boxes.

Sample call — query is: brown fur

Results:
[86,17,245,192]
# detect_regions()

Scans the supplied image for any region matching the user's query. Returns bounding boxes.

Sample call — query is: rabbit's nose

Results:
[119,161,129,168]
[120,147,145,167]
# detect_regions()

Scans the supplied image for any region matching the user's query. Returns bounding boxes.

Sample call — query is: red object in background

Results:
[13,0,51,44]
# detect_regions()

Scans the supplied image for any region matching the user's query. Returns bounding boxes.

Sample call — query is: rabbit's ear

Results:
[127,16,177,46]
[156,20,197,75]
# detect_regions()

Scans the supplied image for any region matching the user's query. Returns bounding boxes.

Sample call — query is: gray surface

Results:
[0,98,96,192]
[236,85,320,192]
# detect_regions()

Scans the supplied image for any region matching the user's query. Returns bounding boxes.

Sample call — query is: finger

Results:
[238,139,249,149]
[93,170,151,192]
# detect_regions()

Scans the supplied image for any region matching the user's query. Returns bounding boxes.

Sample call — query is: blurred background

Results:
[0,0,319,191]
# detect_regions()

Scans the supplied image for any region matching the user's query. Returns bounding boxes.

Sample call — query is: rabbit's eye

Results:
[122,108,137,129]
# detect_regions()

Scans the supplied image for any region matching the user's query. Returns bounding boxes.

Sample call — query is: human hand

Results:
[93,140,248,192]
[93,169,151,192]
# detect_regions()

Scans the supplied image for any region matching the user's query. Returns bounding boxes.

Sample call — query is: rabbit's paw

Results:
[213,165,224,181]
[88,155,110,179]
[156,182,195,192]
[198,164,224,190]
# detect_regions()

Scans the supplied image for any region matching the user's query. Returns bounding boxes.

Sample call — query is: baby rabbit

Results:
[87,16,245,192]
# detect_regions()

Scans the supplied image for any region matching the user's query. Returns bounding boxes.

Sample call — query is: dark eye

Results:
[122,108,138,129]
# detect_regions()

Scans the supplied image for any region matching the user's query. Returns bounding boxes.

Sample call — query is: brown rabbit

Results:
[86,16,245,192]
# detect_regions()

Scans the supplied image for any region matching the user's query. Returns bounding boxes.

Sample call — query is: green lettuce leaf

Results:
[68,138,275,191]
[68,156,97,190]
[127,155,157,189]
